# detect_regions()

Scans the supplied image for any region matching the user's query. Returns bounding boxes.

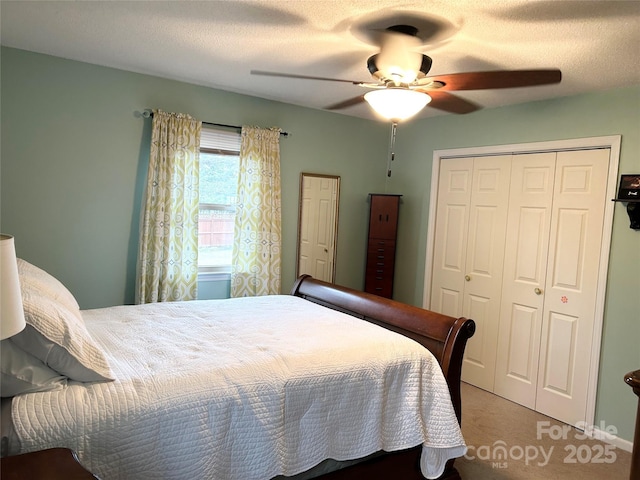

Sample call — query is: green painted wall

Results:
[386,86,640,443]
[1,46,638,443]
[1,47,388,309]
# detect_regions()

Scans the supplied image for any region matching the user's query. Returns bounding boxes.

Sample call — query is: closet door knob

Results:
[465,275,471,282]
[534,288,543,295]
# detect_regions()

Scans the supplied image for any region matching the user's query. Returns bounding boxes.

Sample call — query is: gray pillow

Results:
[1,339,67,397]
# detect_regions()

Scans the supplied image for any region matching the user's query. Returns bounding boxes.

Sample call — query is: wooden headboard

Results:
[291,275,476,424]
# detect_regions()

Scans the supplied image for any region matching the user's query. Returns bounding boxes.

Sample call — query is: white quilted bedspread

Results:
[12,295,466,479]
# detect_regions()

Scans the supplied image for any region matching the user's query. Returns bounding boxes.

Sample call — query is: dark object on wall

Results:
[624,370,640,480]
[617,175,640,200]
[364,194,401,298]
[613,174,640,230]
[625,203,640,230]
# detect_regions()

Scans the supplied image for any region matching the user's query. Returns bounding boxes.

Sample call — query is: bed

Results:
[1,260,475,480]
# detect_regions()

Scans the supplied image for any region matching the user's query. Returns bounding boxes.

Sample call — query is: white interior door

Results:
[535,148,610,426]
[298,176,335,282]
[494,152,557,408]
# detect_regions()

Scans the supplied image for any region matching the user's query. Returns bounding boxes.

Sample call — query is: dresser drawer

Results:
[364,274,393,298]
[367,240,396,256]
[366,251,396,275]
[367,238,395,261]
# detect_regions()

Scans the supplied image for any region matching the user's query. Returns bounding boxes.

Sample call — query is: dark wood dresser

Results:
[364,194,401,298]
[0,448,99,480]
[625,369,640,480]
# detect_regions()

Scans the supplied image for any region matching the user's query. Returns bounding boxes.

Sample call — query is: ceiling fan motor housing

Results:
[367,53,433,83]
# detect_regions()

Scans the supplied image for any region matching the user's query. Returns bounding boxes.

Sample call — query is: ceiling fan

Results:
[252,24,562,122]
[252,24,561,177]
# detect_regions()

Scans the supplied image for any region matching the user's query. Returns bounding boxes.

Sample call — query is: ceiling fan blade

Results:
[421,90,481,114]
[251,70,365,85]
[428,69,562,91]
[325,95,366,110]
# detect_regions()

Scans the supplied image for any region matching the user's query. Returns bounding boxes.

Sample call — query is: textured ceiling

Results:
[1,0,639,121]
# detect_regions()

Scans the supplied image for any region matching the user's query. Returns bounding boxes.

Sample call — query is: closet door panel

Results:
[535,148,610,426]
[437,289,462,318]
[461,293,492,380]
[542,311,579,393]
[505,304,538,377]
[430,158,473,316]
[460,155,511,391]
[494,153,556,406]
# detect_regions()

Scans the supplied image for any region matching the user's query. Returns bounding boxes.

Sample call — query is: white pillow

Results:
[12,261,114,383]
[1,339,67,397]
[17,258,80,313]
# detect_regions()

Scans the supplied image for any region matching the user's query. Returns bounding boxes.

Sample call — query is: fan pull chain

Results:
[387,122,398,177]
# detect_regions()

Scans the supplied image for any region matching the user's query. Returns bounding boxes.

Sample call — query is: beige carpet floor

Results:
[455,382,632,479]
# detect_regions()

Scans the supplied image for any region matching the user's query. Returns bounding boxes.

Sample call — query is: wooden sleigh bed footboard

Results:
[290,275,476,480]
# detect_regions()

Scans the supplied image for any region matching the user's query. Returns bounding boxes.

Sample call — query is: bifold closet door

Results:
[430,155,511,391]
[431,145,612,427]
[494,148,610,426]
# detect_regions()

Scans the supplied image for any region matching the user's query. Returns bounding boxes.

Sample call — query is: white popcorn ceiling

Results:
[1,0,638,120]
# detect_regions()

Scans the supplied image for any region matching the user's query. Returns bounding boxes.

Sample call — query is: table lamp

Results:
[1,234,26,339]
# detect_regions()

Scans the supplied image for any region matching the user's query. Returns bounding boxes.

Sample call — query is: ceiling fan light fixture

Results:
[364,88,431,122]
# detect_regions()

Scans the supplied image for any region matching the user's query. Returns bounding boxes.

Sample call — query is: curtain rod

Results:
[141,110,289,137]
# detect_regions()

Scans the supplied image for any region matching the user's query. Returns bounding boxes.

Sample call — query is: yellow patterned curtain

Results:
[137,110,201,303]
[231,126,282,297]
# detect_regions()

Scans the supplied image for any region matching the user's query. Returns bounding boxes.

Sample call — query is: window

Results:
[198,127,241,274]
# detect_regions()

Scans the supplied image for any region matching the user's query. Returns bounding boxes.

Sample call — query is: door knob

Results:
[465,275,471,281]
[534,287,543,295]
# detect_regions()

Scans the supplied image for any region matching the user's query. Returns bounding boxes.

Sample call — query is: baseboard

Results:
[586,426,634,453]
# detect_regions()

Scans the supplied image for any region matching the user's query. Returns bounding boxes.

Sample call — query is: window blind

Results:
[200,127,241,153]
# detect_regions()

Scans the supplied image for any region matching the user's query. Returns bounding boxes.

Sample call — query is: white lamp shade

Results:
[364,88,431,122]
[1,234,26,340]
